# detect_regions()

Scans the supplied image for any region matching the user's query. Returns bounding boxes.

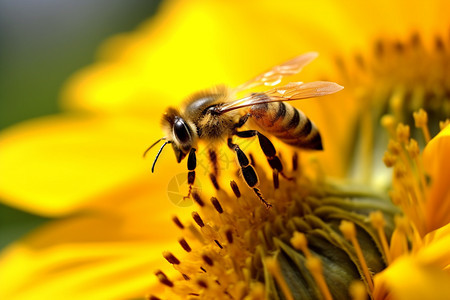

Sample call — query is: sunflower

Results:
[0,0,449,299]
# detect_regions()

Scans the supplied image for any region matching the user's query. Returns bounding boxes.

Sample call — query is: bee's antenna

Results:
[151,141,171,173]
[143,137,166,158]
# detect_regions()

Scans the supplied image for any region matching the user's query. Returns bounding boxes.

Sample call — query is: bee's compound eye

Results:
[174,118,191,144]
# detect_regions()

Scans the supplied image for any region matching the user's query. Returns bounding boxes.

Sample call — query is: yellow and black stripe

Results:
[250,101,323,150]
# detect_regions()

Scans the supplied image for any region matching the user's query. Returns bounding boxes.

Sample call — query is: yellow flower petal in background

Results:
[0,180,189,299]
[374,223,450,300]
[0,115,164,216]
[423,125,450,232]
[0,0,449,299]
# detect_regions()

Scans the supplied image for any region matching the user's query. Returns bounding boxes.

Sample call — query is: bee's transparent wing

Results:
[219,81,343,114]
[233,52,319,93]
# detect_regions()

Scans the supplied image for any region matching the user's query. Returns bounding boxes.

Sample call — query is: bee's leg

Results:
[235,130,293,186]
[184,148,196,200]
[227,138,272,208]
[233,113,251,130]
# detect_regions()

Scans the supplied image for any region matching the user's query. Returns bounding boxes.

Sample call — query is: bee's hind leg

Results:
[184,148,197,200]
[235,130,294,188]
[227,138,272,208]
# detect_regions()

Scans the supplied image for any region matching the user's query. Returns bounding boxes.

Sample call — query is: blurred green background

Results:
[0,0,162,249]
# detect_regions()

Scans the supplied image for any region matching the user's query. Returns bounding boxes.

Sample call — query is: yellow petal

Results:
[0,184,192,300]
[374,256,450,300]
[0,115,188,216]
[420,223,450,270]
[422,125,450,232]
[61,0,348,116]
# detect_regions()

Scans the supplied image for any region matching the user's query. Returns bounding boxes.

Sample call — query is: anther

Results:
[210,197,223,214]
[209,173,220,190]
[192,211,205,227]
[434,35,444,51]
[197,279,208,289]
[410,32,421,47]
[225,228,233,244]
[172,216,184,229]
[202,254,214,266]
[369,211,392,264]
[192,190,204,207]
[396,123,410,144]
[155,270,174,287]
[387,140,402,156]
[265,257,294,300]
[349,281,367,300]
[230,180,241,198]
[179,238,192,252]
[339,221,374,292]
[381,115,396,137]
[290,231,311,257]
[163,251,181,265]
[382,151,397,168]
[406,139,420,159]
[413,108,431,143]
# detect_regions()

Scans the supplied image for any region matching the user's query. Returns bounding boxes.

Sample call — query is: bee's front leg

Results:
[184,148,196,199]
[233,113,251,130]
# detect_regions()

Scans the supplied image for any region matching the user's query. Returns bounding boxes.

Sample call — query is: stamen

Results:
[230,180,241,198]
[172,216,184,229]
[192,191,204,207]
[290,231,311,257]
[155,270,174,287]
[381,115,396,137]
[291,232,333,300]
[339,221,374,292]
[349,281,367,300]
[210,174,221,190]
[406,139,427,193]
[211,197,223,213]
[225,228,233,244]
[192,211,205,227]
[202,254,214,266]
[305,256,333,300]
[163,251,181,265]
[396,123,410,144]
[369,211,392,264]
[179,238,192,252]
[265,257,294,300]
[413,108,431,143]
[197,279,208,288]
[382,151,397,167]
[247,282,265,300]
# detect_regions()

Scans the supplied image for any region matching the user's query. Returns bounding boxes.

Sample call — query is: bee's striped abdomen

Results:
[250,101,323,150]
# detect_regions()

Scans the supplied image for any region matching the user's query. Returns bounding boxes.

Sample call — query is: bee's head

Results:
[162,107,196,163]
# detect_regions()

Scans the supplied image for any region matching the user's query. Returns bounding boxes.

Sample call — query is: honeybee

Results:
[145,52,343,207]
